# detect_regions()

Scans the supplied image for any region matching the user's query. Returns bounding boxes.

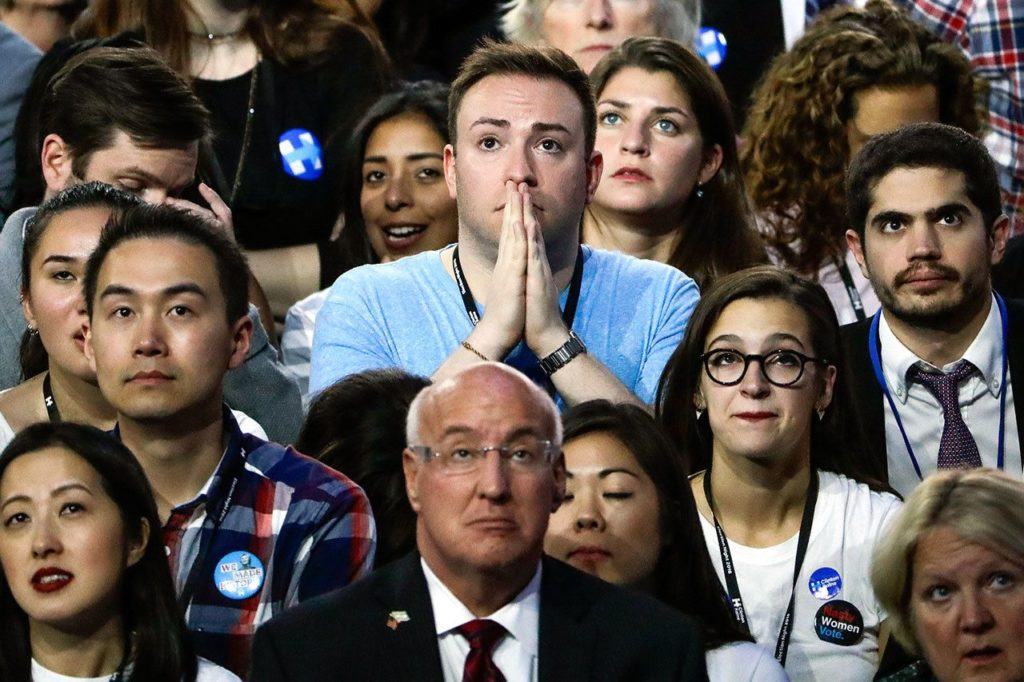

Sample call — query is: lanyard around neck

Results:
[42,372,62,422]
[451,246,585,331]
[836,257,866,322]
[867,293,1010,478]
[703,468,819,667]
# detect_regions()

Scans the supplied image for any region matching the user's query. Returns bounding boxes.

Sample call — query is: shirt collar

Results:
[879,294,1004,403]
[421,557,541,658]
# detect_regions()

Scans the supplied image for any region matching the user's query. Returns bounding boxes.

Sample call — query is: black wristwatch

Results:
[539,330,587,376]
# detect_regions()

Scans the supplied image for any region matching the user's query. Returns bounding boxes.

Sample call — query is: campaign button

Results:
[213,551,265,600]
[278,128,323,181]
[809,567,843,600]
[814,600,864,646]
[695,27,727,70]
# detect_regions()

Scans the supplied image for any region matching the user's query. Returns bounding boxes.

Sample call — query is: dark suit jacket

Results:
[840,297,1024,483]
[250,553,708,681]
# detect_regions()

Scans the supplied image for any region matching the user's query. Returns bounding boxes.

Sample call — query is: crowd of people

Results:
[0,0,1022,681]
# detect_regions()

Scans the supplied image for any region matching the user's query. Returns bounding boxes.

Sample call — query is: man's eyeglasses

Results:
[410,437,557,475]
[701,349,828,387]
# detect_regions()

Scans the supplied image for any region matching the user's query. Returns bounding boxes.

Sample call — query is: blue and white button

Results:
[213,551,265,600]
[809,567,843,600]
[278,128,324,181]
[696,28,728,70]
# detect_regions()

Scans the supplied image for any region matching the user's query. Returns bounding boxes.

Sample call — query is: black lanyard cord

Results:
[703,467,819,666]
[451,245,585,333]
[42,372,62,423]
[835,256,866,321]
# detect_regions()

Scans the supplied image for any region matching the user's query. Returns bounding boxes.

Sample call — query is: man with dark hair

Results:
[842,122,1022,496]
[82,203,376,678]
[251,363,705,681]
[0,45,303,442]
[311,40,698,407]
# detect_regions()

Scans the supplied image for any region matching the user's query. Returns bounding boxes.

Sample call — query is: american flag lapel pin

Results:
[387,610,410,630]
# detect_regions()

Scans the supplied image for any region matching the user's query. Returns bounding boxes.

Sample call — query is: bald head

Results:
[406,363,562,447]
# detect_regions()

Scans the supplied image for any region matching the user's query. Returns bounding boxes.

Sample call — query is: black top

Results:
[195,25,390,254]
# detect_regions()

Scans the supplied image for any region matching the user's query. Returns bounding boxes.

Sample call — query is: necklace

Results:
[189,28,245,42]
[230,55,260,204]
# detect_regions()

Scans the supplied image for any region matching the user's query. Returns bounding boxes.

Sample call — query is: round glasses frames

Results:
[701,349,829,387]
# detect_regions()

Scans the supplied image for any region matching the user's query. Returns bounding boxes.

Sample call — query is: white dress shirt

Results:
[422,559,540,682]
[879,294,1020,497]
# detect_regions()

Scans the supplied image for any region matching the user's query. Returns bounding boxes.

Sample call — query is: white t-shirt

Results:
[31,657,240,682]
[699,471,902,681]
[707,641,790,681]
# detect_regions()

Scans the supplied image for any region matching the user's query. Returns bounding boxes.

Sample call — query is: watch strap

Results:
[539,331,587,376]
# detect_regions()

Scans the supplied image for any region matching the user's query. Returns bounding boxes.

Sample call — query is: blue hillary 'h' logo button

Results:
[278,128,323,181]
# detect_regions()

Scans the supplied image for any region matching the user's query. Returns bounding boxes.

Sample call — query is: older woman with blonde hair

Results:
[500,0,699,73]
[872,469,1024,681]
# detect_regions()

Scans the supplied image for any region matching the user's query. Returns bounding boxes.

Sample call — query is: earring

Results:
[695,408,704,420]
[695,183,704,199]
[816,408,825,421]
[27,325,38,336]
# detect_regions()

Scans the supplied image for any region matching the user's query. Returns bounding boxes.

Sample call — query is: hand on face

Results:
[475,181,570,359]
[164,183,236,244]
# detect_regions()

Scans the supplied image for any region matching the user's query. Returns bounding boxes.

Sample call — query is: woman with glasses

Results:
[657,265,901,680]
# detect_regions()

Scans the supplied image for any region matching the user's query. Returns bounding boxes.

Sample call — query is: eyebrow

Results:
[469,118,571,136]
[41,254,80,266]
[120,167,194,195]
[598,99,688,118]
[99,282,209,301]
[0,483,93,512]
[707,332,807,349]
[438,425,546,441]
[871,202,972,230]
[363,152,443,164]
[566,467,640,480]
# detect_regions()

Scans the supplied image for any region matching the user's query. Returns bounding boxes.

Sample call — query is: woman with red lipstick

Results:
[282,81,458,396]
[581,37,765,290]
[0,422,238,681]
[545,399,787,681]
[657,266,901,680]
[872,469,1024,682]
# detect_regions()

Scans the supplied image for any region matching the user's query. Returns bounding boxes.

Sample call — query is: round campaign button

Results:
[695,27,727,70]
[814,600,864,646]
[213,551,265,600]
[809,567,843,600]
[278,128,324,181]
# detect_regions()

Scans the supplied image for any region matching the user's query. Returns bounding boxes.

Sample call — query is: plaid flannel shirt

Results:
[153,409,375,678]
[896,0,1024,235]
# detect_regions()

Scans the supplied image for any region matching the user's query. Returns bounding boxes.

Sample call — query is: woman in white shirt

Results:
[545,399,788,681]
[657,265,902,680]
[0,421,238,682]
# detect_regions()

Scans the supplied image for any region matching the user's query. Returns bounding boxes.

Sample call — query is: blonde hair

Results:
[500,0,700,51]
[871,469,1024,653]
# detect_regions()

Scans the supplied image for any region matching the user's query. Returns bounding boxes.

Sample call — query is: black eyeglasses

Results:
[701,349,828,387]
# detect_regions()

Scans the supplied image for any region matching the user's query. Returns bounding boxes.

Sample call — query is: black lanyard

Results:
[451,246,585,331]
[42,373,61,422]
[704,468,819,666]
[835,257,866,321]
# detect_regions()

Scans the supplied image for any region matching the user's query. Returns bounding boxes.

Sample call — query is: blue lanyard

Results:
[867,294,1010,479]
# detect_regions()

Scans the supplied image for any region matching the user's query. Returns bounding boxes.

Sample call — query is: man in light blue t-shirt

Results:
[311,41,699,406]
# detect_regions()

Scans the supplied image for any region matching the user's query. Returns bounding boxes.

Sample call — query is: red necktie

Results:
[456,619,507,682]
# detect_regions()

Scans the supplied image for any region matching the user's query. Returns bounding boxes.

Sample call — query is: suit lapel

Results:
[1003,299,1024,459]
[373,554,444,682]
[841,319,889,481]
[538,557,596,682]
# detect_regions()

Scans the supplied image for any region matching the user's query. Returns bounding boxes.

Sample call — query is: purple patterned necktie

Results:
[457,619,507,682]
[908,361,983,469]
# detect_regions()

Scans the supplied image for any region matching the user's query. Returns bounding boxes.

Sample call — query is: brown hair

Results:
[38,46,210,180]
[741,0,982,275]
[589,37,766,289]
[448,38,597,158]
[80,0,380,74]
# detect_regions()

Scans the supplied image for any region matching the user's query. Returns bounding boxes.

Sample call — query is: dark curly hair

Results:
[741,0,982,275]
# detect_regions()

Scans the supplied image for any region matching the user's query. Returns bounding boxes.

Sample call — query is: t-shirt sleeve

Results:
[309,269,396,395]
[635,270,700,404]
[867,493,904,623]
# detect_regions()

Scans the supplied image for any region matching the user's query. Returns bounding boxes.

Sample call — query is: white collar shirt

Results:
[878,294,1020,497]
[422,558,540,682]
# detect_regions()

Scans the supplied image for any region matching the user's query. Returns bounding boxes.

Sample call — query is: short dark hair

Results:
[84,204,249,324]
[19,182,143,379]
[296,369,430,568]
[561,400,752,649]
[846,122,1003,239]
[38,46,210,180]
[0,422,198,682]
[448,39,596,158]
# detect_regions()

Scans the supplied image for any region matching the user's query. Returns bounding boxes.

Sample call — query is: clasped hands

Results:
[470,181,571,361]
